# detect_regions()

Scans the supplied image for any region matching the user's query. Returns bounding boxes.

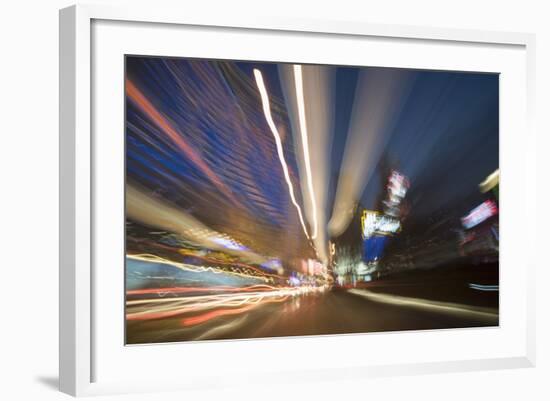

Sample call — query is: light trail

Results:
[127,254,284,281]
[278,64,335,264]
[126,284,281,296]
[126,285,327,323]
[348,289,498,319]
[468,283,499,292]
[293,64,318,239]
[181,298,288,326]
[126,185,269,266]
[193,314,250,340]
[253,68,310,240]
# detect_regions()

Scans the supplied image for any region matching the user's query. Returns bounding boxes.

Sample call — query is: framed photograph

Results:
[59,4,536,396]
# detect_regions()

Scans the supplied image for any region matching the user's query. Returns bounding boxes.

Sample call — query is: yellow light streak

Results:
[127,254,278,281]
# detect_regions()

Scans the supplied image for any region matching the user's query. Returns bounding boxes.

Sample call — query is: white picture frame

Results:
[59,4,536,397]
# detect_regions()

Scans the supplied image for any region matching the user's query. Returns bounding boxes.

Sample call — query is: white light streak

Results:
[468,283,499,292]
[293,64,318,239]
[254,69,310,239]
[348,289,498,319]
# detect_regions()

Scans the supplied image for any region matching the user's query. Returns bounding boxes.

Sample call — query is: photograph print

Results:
[125,55,499,345]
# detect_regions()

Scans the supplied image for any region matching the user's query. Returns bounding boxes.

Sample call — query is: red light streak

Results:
[181,296,290,326]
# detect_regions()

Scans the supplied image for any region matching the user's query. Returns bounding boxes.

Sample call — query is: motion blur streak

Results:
[328,70,413,236]
[193,315,250,341]
[125,79,239,206]
[126,286,325,322]
[279,64,334,263]
[468,283,499,292]
[125,186,269,265]
[293,64,318,240]
[181,298,285,326]
[348,289,498,320]
[127,253,281,280]
[127,284,280,296]
[253,68,311,240]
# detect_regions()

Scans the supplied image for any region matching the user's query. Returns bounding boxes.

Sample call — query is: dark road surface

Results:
[126,285,498,344]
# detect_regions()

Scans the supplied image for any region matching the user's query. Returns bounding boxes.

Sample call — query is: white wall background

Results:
[0,0,548,399]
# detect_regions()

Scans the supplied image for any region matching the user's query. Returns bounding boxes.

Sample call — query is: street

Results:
[126,276,498,344]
